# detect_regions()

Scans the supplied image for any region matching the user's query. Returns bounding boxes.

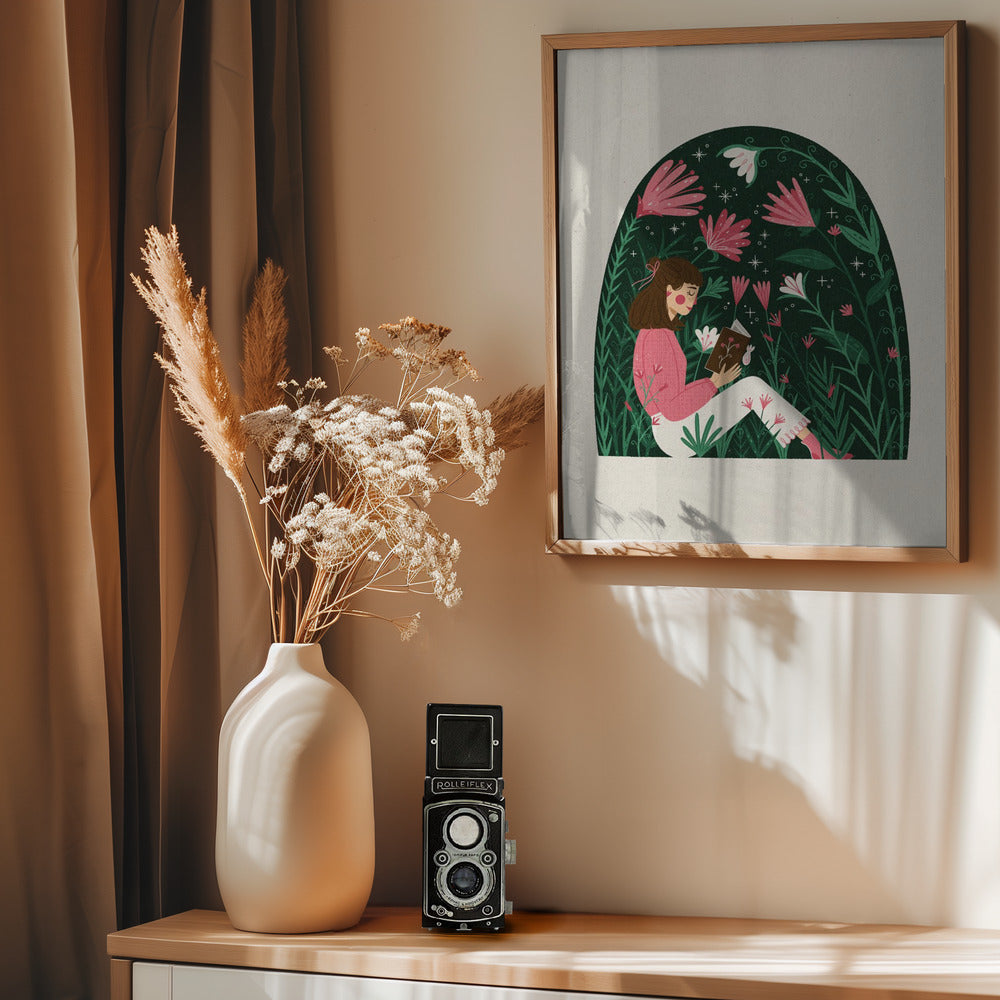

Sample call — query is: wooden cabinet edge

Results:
[110,958,132,1000]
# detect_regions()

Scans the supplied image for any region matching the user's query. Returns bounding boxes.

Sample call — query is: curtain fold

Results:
[0,0,313,994]
[0,2,121,997]
[120,0,312,927]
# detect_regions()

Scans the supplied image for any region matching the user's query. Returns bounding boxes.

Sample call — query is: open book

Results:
[704,319,751,374]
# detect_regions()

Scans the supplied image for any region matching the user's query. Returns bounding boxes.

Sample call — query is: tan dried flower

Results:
[323,345,347,367]
[131,226,247,499]
[484,385,545,451]
[240,260,290,414]
[394,613,421,641]
[134,226,542,644]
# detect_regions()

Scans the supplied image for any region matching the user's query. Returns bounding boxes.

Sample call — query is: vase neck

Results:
[263,643,328,680]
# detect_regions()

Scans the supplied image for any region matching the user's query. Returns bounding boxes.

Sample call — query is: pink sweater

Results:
[633,327,716,421]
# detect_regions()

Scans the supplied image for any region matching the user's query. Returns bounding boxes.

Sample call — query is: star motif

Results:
[827,207,838,219]
[759,230,770,241]
[850,257,864,270]
[719,190,732,203]
[692,148,706,161]
[669,223,680,234]
[748,255,763,269]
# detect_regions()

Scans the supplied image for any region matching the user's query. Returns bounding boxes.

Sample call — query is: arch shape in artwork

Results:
[594,126,910,460]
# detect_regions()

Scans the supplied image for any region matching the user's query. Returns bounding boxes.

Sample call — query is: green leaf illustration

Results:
[808,327,870,367]
[865,269,896,307]
[699,273,727,300]
[680,412,724,456]
[822,187,855,209]
[838,224,876,255]
[776,249,837,270]
[866,207,882,255]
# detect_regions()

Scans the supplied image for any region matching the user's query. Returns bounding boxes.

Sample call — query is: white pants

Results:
[650,376,809,458]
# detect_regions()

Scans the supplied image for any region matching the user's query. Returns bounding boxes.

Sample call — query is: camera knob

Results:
[504,839,517,865]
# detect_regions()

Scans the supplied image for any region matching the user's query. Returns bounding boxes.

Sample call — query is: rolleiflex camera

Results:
[422,703,515,930]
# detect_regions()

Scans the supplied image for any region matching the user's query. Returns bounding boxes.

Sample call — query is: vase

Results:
[215,642,375,933]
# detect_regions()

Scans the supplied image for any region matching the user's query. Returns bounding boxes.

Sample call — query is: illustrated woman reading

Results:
[630,256,847,459]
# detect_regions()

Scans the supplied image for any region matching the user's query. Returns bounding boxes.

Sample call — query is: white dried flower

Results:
[396,613,421,641]
[135,227,538,644]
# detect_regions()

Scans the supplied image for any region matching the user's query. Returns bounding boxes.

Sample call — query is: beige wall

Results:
[301,0,1000,927]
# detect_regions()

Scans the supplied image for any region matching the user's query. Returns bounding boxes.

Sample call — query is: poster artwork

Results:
[594,126,910,461]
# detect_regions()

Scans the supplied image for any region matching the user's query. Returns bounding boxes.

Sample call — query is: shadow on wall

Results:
[341,436,1000,930]
[589,584,1000,928]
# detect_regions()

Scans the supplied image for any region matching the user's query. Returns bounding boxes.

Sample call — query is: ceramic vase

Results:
[215,642,375,933]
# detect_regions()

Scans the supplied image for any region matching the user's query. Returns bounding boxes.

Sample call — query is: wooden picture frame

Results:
[542,22,966,561]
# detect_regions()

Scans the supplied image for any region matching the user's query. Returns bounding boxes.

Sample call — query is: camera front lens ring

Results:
[446,862,484,899]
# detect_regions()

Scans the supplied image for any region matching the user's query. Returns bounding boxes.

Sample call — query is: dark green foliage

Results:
[593,126,910,459]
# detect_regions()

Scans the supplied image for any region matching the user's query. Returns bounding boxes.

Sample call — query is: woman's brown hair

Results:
[627,256,704,331]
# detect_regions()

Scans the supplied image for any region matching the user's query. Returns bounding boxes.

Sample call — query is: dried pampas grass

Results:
[485,385,545,451]
[132,226,247,499]
[133,225,544,643]
[240,259,290,414]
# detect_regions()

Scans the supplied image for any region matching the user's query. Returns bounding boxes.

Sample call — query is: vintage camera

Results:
[422,703,515,931]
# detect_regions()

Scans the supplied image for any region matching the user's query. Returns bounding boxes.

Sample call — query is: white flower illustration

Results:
[779,272,808,299]
[722,145,759,185]
[695,326,720,352]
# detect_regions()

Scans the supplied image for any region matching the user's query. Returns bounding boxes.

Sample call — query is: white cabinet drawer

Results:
[132,962,681,1000]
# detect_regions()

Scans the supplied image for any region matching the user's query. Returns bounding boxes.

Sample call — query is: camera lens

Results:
[446,862,484,899]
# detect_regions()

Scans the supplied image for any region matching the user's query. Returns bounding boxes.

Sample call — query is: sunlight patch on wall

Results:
[610,585,1000,927]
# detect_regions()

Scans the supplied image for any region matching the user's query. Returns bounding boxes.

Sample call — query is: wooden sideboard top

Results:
[107,906,1000,1000]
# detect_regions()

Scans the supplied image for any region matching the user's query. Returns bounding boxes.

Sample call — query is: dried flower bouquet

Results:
[134,226,542,644]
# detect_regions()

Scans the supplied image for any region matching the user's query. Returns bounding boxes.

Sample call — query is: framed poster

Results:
[542,22,966,561]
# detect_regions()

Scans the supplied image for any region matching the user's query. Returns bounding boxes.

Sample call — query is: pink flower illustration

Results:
[828,224,841,236]
[772,413,786,426]
[722,145,759,184]
[763,332,774,342]
[802,334,816,349]
[732,274,749,306]
[741,397,754,411]
[699,209,751,261]
[636,159,705,217]
[762,177,816,228]
[759,393,773,411]
[779,373,790,384]
[780,272,807,299]
[753,280,771,309]
[839,303,854,317]
[828,384,837,398]
[887,346,900,360]
[768,311,782,327]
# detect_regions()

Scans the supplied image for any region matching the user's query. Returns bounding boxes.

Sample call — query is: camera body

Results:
[422,703,513,931]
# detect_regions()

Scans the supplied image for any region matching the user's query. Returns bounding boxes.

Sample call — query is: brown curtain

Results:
[0,3,122,997]
[0,1,312,996]
[119,0,313,928]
